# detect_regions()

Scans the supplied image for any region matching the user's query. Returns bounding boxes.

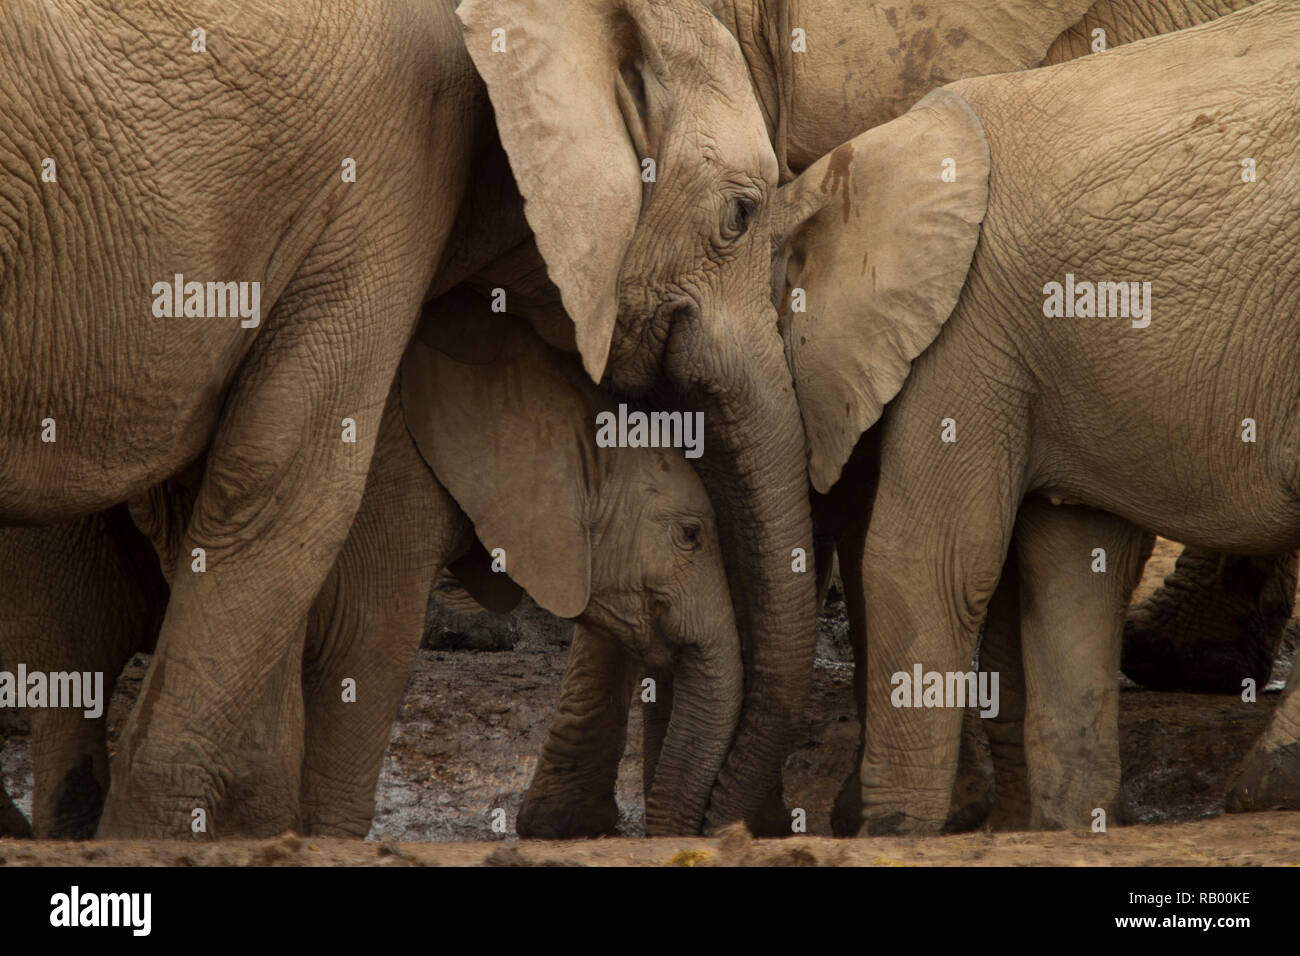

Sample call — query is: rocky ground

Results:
[2,538,1298,865]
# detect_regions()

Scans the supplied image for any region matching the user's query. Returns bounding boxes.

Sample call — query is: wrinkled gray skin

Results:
[0,0,503,837]
[703,0,1294,694]
[0,305,741,838]
[784,5,1300,833]
[521,0,1291,839]
[2,0,782,838]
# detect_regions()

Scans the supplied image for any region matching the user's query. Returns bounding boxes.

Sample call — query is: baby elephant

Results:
[0,296,740,838]
[767,0,1300,832]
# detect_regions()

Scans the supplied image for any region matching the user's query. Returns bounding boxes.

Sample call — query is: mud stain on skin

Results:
[819,141,854,224]
[900,27,942,96]
[884,7,899,30]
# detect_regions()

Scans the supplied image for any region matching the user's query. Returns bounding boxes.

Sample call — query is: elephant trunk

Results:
[667,333,818,832]
[644,628,744,835]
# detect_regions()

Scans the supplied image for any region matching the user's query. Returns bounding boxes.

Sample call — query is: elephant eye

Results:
[720,195,758,242]
[673,521,703,552]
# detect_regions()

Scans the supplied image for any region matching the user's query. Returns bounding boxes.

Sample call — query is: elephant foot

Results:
[943,709,994,833]
[0,792,31,838]
[98,762,221,839]
[1122,548,1296,693]
[43,754,107,840]
[747,783,793,837]
[858,809,943,837]
[1225,741,1300,812]
[517,790,619,839]
[1226,680,1300,812]
[830,768,861,837]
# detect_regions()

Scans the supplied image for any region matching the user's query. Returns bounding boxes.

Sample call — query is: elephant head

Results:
[458,0,817,829]
[773,88,991,492]
[400,294,743,834]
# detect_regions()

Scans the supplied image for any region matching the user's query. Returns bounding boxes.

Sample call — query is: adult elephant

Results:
[1,0,823,836]
[768,0,1300,831]
[0,0,524,837]
[702,0,1292,694]
[0,302,744,838]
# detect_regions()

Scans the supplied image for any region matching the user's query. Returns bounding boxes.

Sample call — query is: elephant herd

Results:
[0,0,1297,843]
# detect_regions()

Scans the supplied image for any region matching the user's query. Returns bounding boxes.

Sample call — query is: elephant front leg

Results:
[518,625,635,839]
[98,281,415,839]
[1226,670,1300,812]
[1015,498,1148,830]
[218,632,305,837]
[859,500,1014,832]
[857,387,1027,835]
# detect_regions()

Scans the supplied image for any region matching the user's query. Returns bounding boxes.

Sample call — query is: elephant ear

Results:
[457,0,732,381]
[447,540,523,615]
[400,301,598,619]
[777,89,990,494]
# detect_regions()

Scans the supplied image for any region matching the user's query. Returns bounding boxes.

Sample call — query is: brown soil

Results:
[1,538,1297,865]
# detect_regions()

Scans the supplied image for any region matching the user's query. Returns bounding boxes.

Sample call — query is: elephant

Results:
[0,299,742,838]
[0,0,530,836]
[703,0,1295,694]
[763,0,1300,833]
[0,0,842,837]
[513,0,1293,841]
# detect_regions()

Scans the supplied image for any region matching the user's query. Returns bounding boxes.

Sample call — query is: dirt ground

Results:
[2,538,1298,865]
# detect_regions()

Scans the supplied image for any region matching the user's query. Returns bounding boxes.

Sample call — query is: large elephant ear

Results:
[777,89,990,494]
[457,0,731,381]
[400,298,598,618]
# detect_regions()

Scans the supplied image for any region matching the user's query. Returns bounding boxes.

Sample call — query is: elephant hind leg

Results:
[1122,548,1297,693]
[1016,499,1150,831]
[1226,669,1300,812]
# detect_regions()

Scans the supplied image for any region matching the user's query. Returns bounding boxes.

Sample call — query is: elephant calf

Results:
[761,0,1300,833]
[0,298,742,839]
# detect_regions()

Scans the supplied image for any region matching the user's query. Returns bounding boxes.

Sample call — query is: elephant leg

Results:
[1123,547,1297,693]
[299,390,466,837]
[979,547,1031,831]
[216,628,305,837]
[641,665,673,803]
[1015,498,1149,830]
[99,274,421,838]
[858,423,1020,835]
[1226,671,1300,812]
[518,626,636,839]
[814,436,876,837]
[2,508,166,839]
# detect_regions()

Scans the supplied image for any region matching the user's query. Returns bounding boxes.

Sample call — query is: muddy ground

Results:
[2,538,1298,865]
